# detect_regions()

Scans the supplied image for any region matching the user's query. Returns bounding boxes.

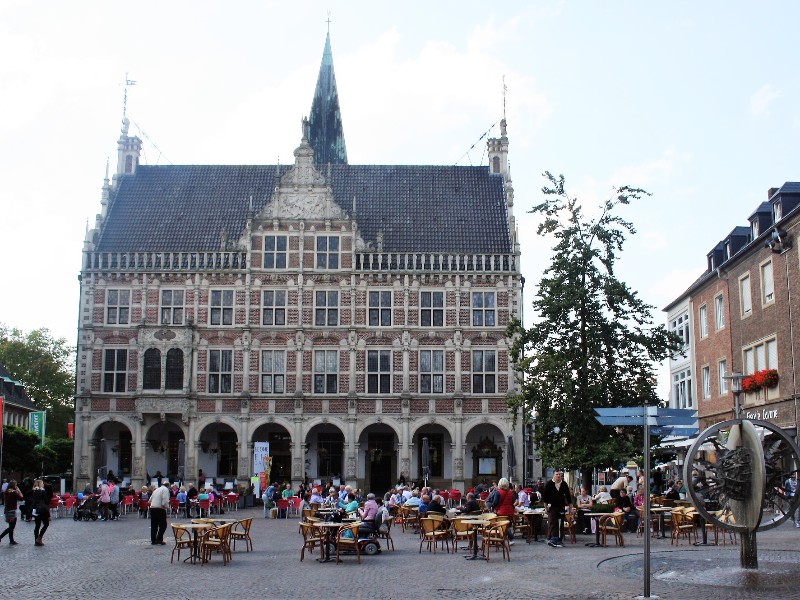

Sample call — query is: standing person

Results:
[542,471,572,548]
[493,478,517,544]
[610,473,629,499]
[197,470,206,489]
[1,480,23,545]
[149,480,170,545]
[31,479,51,547]
[109,480,120,521]
[98,479,111,521]
[785,474,799,526]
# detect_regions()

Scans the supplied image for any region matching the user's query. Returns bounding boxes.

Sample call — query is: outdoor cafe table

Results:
[460,519,488,561]
[583,512,612,548]
[650,507,673,539]
[180,522,212,564]
[521,509,546,543]
[314,522,344,563]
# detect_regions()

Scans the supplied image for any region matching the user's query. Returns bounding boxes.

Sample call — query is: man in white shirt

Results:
[514,484,529,508]
[149,480,170,545]
[610,474,630,499]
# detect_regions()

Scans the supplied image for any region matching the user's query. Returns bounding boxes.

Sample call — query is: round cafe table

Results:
[180,522,212,564]
[650,507,673,539]
[314,522,343,563]
[461,519,488,561]
[583,512,612,548]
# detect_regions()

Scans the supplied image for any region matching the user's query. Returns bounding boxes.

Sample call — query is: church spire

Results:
[308,32,348,165]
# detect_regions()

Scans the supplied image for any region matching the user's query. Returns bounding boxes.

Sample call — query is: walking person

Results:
[1,480,23,545]
[542,471,572,548]
[31,479,51,547]
[98,479,111,521]
[149,480,170,545]
[109,480,120,521]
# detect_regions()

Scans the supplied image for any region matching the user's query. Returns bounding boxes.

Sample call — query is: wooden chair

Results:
[451,518,474,553]
[512,513,531,542]
[335,522,362,563]
[599,512,625,547]
[481,519,511,561]
[636,506,657,537]
[170,523,193,563]
[299,521,324,561]
[562,512,577,544]
[670,509,696,545]
[229,517,253,552]
[301,508,316,521]
[419,517,451,554]
[200,524,232,565]
[375,516,395,551]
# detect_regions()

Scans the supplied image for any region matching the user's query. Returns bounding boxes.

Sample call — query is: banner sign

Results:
[253,441,271,495]
[67,422,74,440]
[29,411,46,448]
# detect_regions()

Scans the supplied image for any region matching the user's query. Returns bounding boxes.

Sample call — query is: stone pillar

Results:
[237,416,250,481]
[453,406,465,491]
[400,400,411,480]
[131,417,144,490]
[292,411,304,488]
[87,438,97,489]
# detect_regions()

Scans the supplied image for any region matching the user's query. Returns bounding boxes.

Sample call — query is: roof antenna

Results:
[502,75,507,121]
[123,72,137,118]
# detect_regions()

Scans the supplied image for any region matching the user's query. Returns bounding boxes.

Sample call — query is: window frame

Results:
[471,349,497,394]
[103,348,128,393]
[760,259,774,306]
[260,349,286,394]
[263,234,288,269]
[471,291,496,327]
[313,349,339,394]
[714,294,725,331]
[315,235,340,270]
[314,290,340,327]
[739,273,752,317]
[673,368,693,409]
[718,359,728,395]
[368,290,392,327]
[106,289,131,325]
[419,349,445,394]
[698,304,708,339]
[165,348,184,390]
[701,365,711,399]
[261,290,287,327]
[207,349,233,394]
[209,289,234,326]
[142,348,161,390]
[367,349,392,394]
[159,289,184,325]
[420,291,444,327]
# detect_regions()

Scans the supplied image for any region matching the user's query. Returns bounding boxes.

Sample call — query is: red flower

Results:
[741,376,760,394]
[742,369,780,393]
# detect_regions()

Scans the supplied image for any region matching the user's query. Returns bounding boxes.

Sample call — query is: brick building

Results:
[73,33,525,494]
[664,183,800,438]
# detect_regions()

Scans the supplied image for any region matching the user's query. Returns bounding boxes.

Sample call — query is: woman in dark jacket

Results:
[31,479,51,546]
[1,480,23,545]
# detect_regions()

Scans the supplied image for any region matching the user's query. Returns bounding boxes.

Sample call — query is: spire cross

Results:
[326,11,331,33]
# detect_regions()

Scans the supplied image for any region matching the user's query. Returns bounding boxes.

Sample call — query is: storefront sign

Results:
[745,408,779,421]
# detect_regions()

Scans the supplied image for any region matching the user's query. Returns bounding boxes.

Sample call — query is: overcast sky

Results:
[2,1,798,398]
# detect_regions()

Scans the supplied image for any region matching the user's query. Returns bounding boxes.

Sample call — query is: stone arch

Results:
[463,419,509,486]
[192,415,242,438]
[89,416,137,483]
[305,420,348,483]
[302,416,348,441]
[354,416,402,441]
[249,415,295,439]
[410,417,456,441]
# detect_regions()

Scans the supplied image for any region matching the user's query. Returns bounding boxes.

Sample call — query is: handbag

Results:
[4,510,16,524]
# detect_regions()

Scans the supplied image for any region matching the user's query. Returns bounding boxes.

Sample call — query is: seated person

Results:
[310,488,324,505]
[594,486,612,503]
[460,492,481,514]
[614,489,638,533]
[418,494,430,515]
[575,486,594,533]
[176,486,187,504]
[198,489,209,501]
[404,491,421,507]
[664,481,682,501]
[514,484,530,509]
[427,494,446,515]
[357,493,379,535]
[337,492,358,515]
[325,487,339,506]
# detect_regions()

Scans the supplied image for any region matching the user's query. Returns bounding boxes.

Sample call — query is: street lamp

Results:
[725,372,744,419]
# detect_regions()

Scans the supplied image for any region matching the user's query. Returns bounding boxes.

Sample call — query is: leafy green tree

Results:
[508,173,681,488]
[0,325,75,437]
[43,438,74,475]
[1,425,42,478]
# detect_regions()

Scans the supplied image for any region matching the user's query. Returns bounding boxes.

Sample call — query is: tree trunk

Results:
[581,467,593,492]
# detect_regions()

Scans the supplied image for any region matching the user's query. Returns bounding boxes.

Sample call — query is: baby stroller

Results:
[73,495,100,521]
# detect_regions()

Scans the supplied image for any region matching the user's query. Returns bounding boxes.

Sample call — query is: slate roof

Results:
[0,363,37,411]
[95,164,512,254]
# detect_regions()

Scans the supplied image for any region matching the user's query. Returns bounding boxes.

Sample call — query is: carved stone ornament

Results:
[154,329,177,341]
[401,458,410,475]
[454,457,464,478]
[79,456,89,478]
[136,398,191,424]
[346,456,356,479]
[293,457,302,478]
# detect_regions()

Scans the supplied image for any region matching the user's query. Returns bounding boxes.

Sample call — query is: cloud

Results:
[751,84,782,117]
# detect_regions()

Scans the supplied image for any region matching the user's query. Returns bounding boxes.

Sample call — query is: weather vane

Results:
[123,72,137,118]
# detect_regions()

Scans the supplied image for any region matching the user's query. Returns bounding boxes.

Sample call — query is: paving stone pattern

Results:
[1,509,799,600]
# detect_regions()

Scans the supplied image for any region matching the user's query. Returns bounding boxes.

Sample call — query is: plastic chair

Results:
[169,498,181,518]
[226,493,239,512]
[229,518,253,552]
[49,496,62,518]
[275,499,289,519]
[289,496,303,517]
[138,498,150,518]
[197,499,211,518]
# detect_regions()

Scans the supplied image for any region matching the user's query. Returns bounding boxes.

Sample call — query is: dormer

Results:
[707,242,724,272]
[748,202,772,240]
[722,226,751,261]
[768,182,800,225]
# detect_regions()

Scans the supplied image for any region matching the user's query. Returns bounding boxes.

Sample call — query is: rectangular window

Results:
[368,291,392,327]
[744,338,778,384]
[315,291,339,326]
[761,261,774,304]
[673,369,693,409]
[160,289,184,325]
[260,350,285,394]
[719,360,728,394]
[752,220,760,239]
[103,349,128,393]
[313,350,338,394]
[472,350,497,394]
[210,289,234,326]
[670,312,690,352]
[701,366,710,399]
[420,292,444,327]
[714,295,724,330]
[263,235,287,269]
[106,289,130,325]
[316,236,340,269]
[419,349,444,394]
[262,290,286,326]
[740,274,752,316]
[471,292,496,327]
[699,305,708,338]
[367,350,392,394]
[208,349,232,394]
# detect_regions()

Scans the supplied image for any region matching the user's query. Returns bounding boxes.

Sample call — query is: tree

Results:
[0,325,75,438]
[508,173,681,488]
[1,425,43,478]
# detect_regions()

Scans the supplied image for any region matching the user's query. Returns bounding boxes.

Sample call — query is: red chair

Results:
[226,493,239,512]
[448,489,462,506]
[169,497,181,517]
[275,499,289,519]
[63,496,76,516]
[138,498,150,518]
[49,496,62,518]
[289,496,302,517]
[120,494,135,514]
[479,492,489,500]
[198,499,211,518]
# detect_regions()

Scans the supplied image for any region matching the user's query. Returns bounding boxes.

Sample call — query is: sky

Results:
[1,1,799,399]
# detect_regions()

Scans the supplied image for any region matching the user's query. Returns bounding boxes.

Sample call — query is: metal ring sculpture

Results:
[683,418,800,533]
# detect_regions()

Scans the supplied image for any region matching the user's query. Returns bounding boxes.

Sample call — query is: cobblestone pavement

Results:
[1,508,799,600]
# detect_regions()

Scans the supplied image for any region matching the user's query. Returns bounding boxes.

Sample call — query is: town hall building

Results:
[73,33,524,494]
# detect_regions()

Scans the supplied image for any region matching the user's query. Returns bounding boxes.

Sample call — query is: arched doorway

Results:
[197,423,239,484]
[145,420,185,483]
[251,424,292,484]
[91,421,133,484]
[358,424,398,496]
[412,424,452,490]
[464,423,506,487]
[306,424,345,485]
